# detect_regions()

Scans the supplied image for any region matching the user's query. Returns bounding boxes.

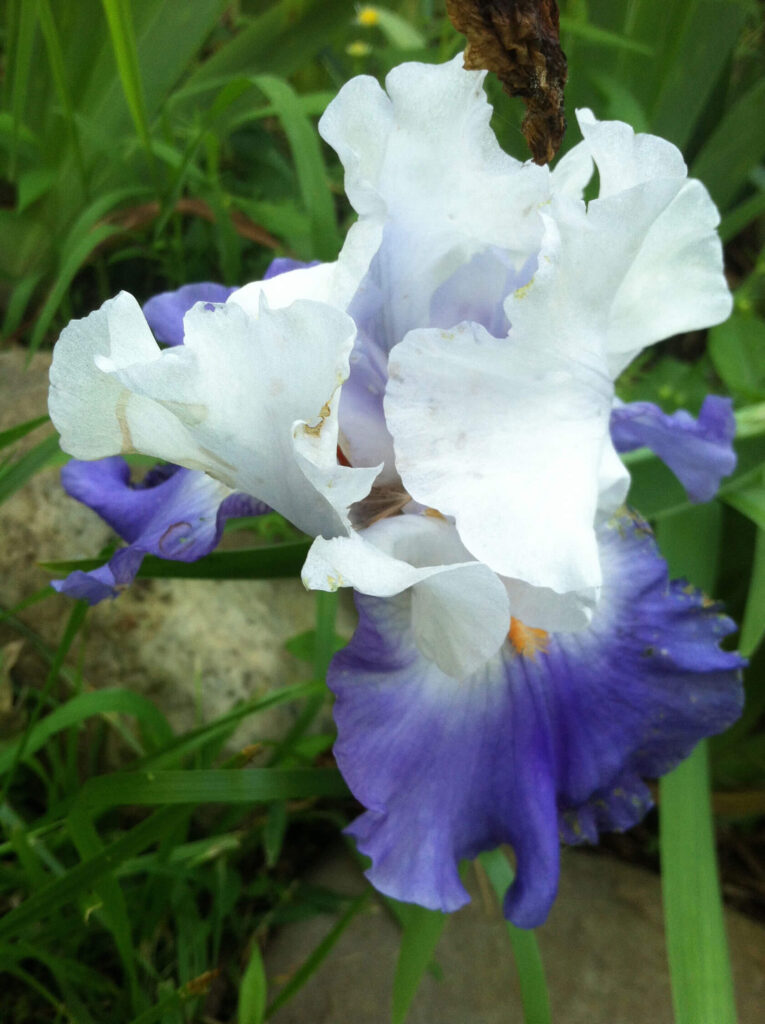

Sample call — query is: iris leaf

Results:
[478,850,552,1024]
[658,508,738,1024]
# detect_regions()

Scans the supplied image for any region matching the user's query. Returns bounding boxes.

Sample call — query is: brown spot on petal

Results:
[303,399,332,438]
[508,616,549,658]
[446,0,568,164]
[116,391,134,453]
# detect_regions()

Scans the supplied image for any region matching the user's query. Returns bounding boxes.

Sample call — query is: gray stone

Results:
[265,848,765,1024]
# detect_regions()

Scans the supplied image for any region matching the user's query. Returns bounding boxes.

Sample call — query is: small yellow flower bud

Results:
[357,6,380,27]
[346,40,372,57]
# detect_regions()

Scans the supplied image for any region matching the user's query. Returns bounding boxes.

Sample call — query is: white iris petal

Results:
[48,58,731,673]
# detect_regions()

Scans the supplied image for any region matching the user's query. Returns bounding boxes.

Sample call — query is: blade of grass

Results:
[0,806,190,941]
[99,0,157,181]
[7,0,38,177]
[239,943,268,1024]
[391,903,447,1024]
[37,0,88,191]
[0,433,61,505]
[265,891,371,1018]
[660,744,738,1024]
[253,74,340,261]
[0,600,88,806]
[692,79,765,211]
[478,849,552,1024]
[41,538,313,581]
[67,767,348,826]
[740,528,765,658]
[657,507,737,1024]
[0,414,49,450]
[0,688,175,775]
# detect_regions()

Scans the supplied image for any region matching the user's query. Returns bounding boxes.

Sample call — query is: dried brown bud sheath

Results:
[446,0,567,165]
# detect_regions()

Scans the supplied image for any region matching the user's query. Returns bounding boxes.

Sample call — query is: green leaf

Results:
[68,767,348,822]
[265,891,371,1018]
[28,222,122,352]
[252,74,339,261]
[709,313,765,403]
[391,903,447,1024]
[719,188,765,243]
[364,7,427,49]
[0,433,61,506]
[99,0,155,171]
[560,15,653,55]
[692,78,765,210]
[0,807,191,941]
[648,0,748,150]
[477,850,552,1024]
[41,539,312,581]
[657,508,737,1024]
[7,0,39,175]
[739,527,765,658]
[660,744,738,1024]
[722,472,765,532]
[0,689,175,776]
[0,414,49,451]
[239,943,268,1024]
[16,167,57,212]
[263,802,287,869]
[181,0,348,94]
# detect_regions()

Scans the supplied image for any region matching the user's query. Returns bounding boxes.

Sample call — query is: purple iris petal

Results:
[143,283,238,346]
[53,458,268,604]
[329,513,744,928]
[142,262,319,346]
[611,396,736,502]
[263,257,320,279]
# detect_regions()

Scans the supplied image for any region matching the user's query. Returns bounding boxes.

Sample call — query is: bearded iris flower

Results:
[48,57,744,926]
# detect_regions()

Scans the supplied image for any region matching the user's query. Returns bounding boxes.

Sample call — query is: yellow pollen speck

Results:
[424,508,445,519]
[508,618,549,659]
[357,6,380,26]
[514,280,533,300]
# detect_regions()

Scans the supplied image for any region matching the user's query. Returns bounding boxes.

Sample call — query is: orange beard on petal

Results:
[508,617,550,659]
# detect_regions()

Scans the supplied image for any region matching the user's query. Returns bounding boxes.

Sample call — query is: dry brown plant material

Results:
[446,0,568,164]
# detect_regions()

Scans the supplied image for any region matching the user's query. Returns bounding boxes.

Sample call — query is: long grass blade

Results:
[253,74,340,260]
[657,507,738,1024]
[478,850,552,1024]
[391,903,447,1024]
[660,745,738,1024]
[264,891,371,1018]
[99,0,156,177]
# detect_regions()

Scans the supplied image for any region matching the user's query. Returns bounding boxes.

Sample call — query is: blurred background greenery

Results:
[1,2,764,1022]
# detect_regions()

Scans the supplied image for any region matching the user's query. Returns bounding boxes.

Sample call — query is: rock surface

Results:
[266,847,765,1024]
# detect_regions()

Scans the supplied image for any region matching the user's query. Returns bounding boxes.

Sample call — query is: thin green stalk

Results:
[0,601,88,808]
[478,850,552,1024]
[659,745,738,1024]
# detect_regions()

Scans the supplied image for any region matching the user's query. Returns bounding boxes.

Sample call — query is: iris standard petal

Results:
[329,513,743,928]
[611,396,737,502]
[319,55,548,350]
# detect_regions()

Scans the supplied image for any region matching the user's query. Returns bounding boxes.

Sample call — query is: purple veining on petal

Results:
[611,396,736,503]
[53,458,268,603]
[328,513,743,928]
[143,283,238,346]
